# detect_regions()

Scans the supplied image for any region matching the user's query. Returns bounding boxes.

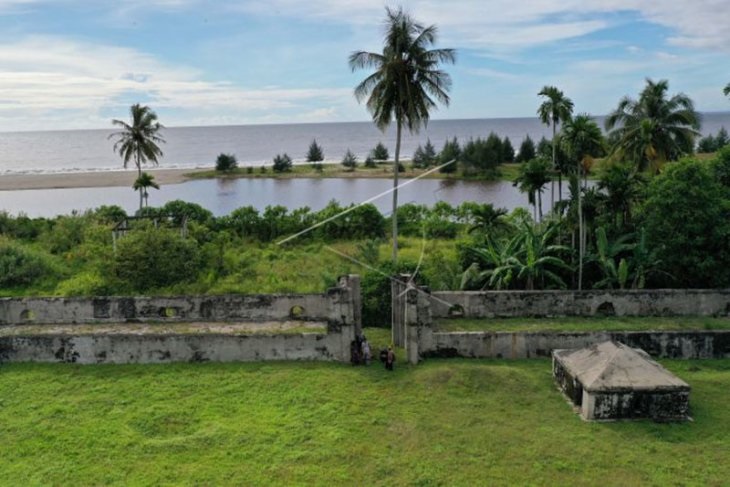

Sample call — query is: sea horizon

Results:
[1,112,729,176]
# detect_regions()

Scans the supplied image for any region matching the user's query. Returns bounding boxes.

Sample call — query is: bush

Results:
[460,137,500,178]
[272,154,293,173]
[0,240,56,287]
[412,139,437,168]
[438,137,460,173]
[90,205,127,224]
[516,135,536,163]
[341,149,358,171]
[215,153,238,172]
[306,139,324,162]
[361,260,423,327]
[364,156,377,168]
[371,142,389,161]
[161,200,213,225]
[503,137,515,162]
[311,163,324,172]
[114,226,202,291]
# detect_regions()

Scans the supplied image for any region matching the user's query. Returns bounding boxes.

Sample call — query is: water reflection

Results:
[0,177,578,218]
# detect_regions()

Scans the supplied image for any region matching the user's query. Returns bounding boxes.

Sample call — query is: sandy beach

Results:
[0,168,208,191]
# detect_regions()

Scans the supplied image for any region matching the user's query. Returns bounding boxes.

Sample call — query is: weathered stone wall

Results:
[0,332,352,364]
[0,293,349,326]
[0,275,360,364]
[417,330,730,360]
[430,289,730,319]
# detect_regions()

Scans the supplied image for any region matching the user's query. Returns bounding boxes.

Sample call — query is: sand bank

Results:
[0,168,208,191]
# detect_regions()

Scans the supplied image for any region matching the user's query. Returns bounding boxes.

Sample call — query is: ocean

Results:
[1,113,729,175]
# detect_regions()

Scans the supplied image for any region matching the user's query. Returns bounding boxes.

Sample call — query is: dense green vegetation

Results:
[0,358,728,485]
[1,146,729,326]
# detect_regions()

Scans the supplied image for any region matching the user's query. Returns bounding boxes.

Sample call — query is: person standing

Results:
[385,346,395,371]
[361,337,372,365]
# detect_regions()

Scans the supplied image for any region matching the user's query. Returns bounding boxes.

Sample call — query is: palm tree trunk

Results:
[136,152,143,212]
[551,123,556,211]
[392,121,402,264]
[578,164,584,291]
[538,191,543,221]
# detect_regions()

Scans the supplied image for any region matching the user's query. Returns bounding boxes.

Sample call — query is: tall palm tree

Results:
[605,78,700,174]
[349,7,455,264]
[110,104,165,212]
[133,172,160,208]
[537,86,574,209]
[513,158,551,221]
[561,114,604,291]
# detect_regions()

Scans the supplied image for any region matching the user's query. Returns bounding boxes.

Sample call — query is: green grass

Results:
[0,357,728,485]
[435,316,730,333]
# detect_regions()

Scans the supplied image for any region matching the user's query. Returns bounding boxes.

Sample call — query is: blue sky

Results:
[0,0,728,131]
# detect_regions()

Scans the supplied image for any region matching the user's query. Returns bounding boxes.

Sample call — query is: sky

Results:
[0,0,728,131]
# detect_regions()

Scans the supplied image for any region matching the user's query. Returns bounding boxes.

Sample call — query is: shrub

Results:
[503,137,515,162]
[90,205,127,224]
[272,154,292,173]
[260,165,268,174]
[412,139,437,168]
[41,216,88,254]
[341,149,358,170]
[311,163,324,172]
[246,166,254,174]
[306,139,324,162]
[361,260,423,328]
[438,137,460,173]
[516,135,536,163]
[371,142,389,161]
[364,156,377,168]
[114,226,202,291]
[161,200,213,225]
[0,240,56,287]
[215,153,238,172]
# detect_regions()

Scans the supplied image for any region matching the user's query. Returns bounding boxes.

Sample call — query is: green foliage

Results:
[698,127,729,153]
[513,158,551,219]
[639,158,730,287]
[536,136,552,159]
[363,156,376,168]
[161,200,213,225]
[306,139,324,162]
[311,163,324,172]
[502,137,515,162]
[606,78,700,173]
[272,154,292,173]
[89,205,127,224]
[361,260,421,327]
[460,137,501,177]
[412,139,437,168]
[341,149,358,170]
[114,226,202,291]
[515,135,536,163]
[371,142,389,161]
[438,137,460,173]
[40,215,88,254]
[712,145,730,188]
[0,240,58,288]
[215,153,238,172]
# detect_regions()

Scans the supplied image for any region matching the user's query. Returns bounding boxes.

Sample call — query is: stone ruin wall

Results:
[0,276,360,364]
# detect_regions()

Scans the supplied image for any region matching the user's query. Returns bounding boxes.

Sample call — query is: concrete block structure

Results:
[552,341,691,421]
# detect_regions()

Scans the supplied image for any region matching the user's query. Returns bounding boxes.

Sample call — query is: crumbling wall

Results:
[430,289,730,319]
[583,390,691,421]
[419,330,730,360]
[0,332,350,364]
[0,275,360,364]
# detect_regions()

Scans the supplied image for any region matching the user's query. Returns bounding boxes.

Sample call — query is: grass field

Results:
[435,316,730,333]
[1,355,728,485]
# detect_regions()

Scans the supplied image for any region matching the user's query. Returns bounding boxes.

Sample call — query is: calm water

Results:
[1,113,729,174]
[0,177,572,218]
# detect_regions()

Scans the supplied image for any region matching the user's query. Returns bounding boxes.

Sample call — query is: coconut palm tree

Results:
[537,86,574,209]
[349,7,455,263]
[561,114,605,290]
[110,104,165,211]
[513,158,551,221]
[133,172,160,208]
[605,78,700,174]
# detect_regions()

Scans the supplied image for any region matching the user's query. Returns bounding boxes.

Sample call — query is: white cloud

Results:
[0,36,355,130]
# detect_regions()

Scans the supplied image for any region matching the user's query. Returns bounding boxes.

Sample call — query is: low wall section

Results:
[0,275,360,364]
[402,287,730,363]
[430,289,730,319]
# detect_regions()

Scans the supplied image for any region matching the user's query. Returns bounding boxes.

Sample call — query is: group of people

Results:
[350,334,395,371]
